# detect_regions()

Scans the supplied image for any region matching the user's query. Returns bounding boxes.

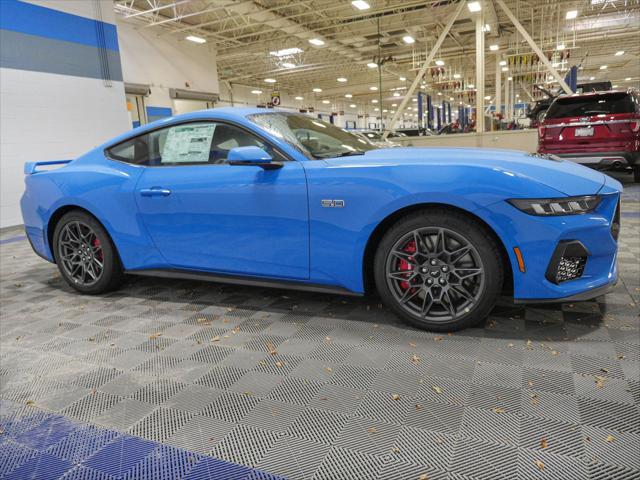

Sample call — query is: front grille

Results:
[545,240,589,284]
[611,199,621,241]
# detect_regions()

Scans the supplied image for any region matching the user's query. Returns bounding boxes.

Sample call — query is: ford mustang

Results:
[20,108,622,331]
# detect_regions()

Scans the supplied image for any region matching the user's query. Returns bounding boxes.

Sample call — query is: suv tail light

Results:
[630,120,640,133]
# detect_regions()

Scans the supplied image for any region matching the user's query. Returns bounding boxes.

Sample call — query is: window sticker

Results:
[162,124,215,164]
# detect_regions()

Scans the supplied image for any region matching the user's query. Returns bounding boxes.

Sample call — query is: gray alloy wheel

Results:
[57,220,105,286]
[385,227,485,323]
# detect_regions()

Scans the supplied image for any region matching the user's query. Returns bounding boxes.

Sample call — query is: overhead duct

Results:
[124,83,151,96]
[169,88,219,102]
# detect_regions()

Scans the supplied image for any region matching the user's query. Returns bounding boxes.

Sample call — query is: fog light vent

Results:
[546,240,589,284]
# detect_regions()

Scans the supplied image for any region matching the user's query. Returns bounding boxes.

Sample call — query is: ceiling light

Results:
[615,50,625,56]
[508,76,513,81]
[625,77,631,81]
[499,60,507,66]
[382,109,388,112]
[403,35,415,44]
[186,35,206,44]
[308,38,325,46]
[489,44,499,51]
[437,92,442,96]
[282,62,296,69]
[370,86,378,91]
[483,24,491,32]
[556,44,565,51]
[565,10,578,20]
[589,76,595,80]
[251,90,262,94]
[337,77,347,82]
[501,67,508,72]
[449,97,454,101]
[371,99,378,103]
[516,94,520,98]
[467,1,482,13]
[269,47,303,57]
[264,78,276,83]
[322,100,330,104]
[484,95,491,100]
[399,76,406,81]
[393,92,400,97]
[367,62,378,68]
[600,65,607,70]
[352,0,370,10]
[374,107,379,111]
[612,85,619,88]
[468,83,475,88]
[391,103,397,107]
[453,73,461,79]
[312,88,322,92]
[412,98,417,102]
[295,96,303,100]
[435,60,445,66]
[345,94,353,98]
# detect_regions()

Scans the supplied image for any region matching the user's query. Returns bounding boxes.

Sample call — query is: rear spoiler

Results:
[24,159,72,175]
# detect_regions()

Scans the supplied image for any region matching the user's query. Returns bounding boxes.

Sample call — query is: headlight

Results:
[508,195,601,216]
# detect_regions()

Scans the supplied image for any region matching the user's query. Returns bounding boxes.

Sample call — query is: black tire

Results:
[374,209,503,331]
[53,210,124,294]
[633,165,640,183]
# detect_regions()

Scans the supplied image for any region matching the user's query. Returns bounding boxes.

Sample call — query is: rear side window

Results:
[545,93,634,119]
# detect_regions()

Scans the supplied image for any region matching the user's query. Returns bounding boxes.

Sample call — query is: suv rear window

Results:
[544,92,636,119]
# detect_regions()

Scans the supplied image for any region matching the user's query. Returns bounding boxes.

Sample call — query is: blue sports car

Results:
[20,108,622,331]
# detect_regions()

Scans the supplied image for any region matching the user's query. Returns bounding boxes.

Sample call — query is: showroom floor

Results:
[1,174,638,480]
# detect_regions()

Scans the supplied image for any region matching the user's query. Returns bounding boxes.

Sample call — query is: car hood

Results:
[341,147,608,196]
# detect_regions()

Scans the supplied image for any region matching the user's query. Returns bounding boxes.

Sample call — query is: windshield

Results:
[247,112,377,159]
[545,92,636,119]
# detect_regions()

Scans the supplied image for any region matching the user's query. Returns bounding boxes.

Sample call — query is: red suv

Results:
[538,89,640,182]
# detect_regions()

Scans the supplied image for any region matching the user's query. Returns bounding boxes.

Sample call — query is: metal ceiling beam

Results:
[124,0,191,18]
[384,0,467,137]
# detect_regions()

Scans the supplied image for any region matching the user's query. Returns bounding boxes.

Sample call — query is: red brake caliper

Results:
[92,238,103,262]
[399,240,416,290]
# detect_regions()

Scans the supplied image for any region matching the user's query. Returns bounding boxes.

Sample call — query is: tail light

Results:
[630,120,640,132]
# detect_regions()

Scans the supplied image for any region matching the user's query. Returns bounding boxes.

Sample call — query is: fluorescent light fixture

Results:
[412,98,417,102]
[435,60,445,66]
[264,78,276,83]
[501,66,509,72]
[453,73,461,79]
[295,96,303,100]
[374,107,379,111]
[499,60,507,66]
[345,93,353,98]
[383,109,388,113]
[403,35,415,44]
[600,65,607,70]
[308,38,325,46]
[391,103,397,107]
[437,92,442,96]
[468,83,475,88]
[399,76,406,81]
[269,47,303,57]
[393,92,400,97]
[371,99,378,103]
[449,97,454,101]
[615,50,625,56]
[467,1,481,12]
[483,24,491,32]
[565,10,578,19]
[282,62,296,69]
[507,76,513,81]
[516,94,520,98]
[322,100,330,104]
[589,76,595,80]
[312,88,322,92]
[186,35,206,44]
[612,85,618,88]
[350,104,356,108]
[337,77,347,82]
[352,0,370,10]
[369,86,378,91]
[484,95,491,100]
[489,44,499,51]
[556,44,565,51]
[251,90,262,94]
[625,77,631,81]
[367,62,378,68]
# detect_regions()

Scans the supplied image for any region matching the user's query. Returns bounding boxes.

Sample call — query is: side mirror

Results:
[227,146,282,170]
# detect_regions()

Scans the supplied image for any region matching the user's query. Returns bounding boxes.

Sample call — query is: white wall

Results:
[0,0,130,228]
[117,21,219,116]
[394,129,539,153]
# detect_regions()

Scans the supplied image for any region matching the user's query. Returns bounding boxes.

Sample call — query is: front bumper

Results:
[480,183,621,303]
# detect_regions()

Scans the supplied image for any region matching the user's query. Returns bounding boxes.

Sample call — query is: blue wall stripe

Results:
[146,106,173,118]
[0,29,123,81]
[0,400,286,480]
[0,0,119,52]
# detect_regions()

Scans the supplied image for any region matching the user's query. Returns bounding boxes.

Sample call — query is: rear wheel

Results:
[374,210,503,331]
[53,211,124,294]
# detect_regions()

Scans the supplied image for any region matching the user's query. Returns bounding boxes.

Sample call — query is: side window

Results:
[107,122,285,166]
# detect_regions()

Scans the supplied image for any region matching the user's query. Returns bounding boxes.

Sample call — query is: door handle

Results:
[139,187,171,197]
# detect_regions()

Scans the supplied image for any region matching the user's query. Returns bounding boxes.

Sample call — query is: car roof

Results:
[557,88,635,99]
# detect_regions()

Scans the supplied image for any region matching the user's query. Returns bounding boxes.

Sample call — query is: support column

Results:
[474,4,485,133]
[495,55,501,119]
[504,73,510,122]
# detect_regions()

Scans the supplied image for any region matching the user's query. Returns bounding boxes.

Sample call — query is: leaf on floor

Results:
[535,460,545,470]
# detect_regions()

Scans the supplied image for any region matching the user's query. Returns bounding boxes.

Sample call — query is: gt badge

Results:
[321,199,345,208]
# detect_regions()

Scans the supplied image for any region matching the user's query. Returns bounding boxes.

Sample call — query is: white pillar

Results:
[475,7,485,133]
[495,55,502,119]
[504,74,510,122]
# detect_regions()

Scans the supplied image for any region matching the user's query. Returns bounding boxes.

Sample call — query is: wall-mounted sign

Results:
[271,91,281,106]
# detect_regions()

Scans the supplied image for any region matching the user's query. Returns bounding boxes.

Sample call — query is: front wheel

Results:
[53,211,124,294]
[374,210,503,331]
